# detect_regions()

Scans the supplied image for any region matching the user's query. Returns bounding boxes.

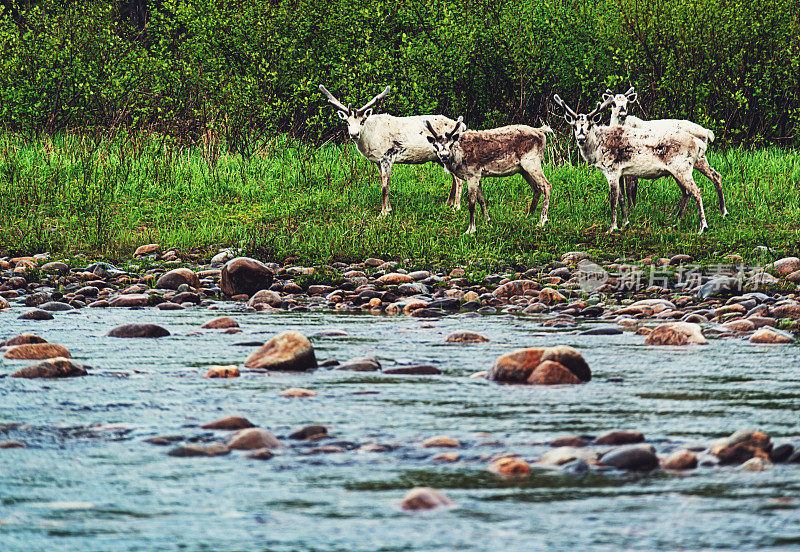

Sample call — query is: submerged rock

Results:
[527,360,580,385]
[201,416,255,430]
[0,334,47,347]
[594,430,645,445]
[205,366,240,378]
[201,316,239,329]
[421,436,460,448]
[644,322,707,345]
[599,444,658,471]
[108,324,170,338]
[3,343,70,360]
[661,449,698,470]
[168,444,231,457]
[444,331,489,343]
[243,331,317,371]
[400,487,453,511]
[227,428,281,450]
[11,357,88,378]
[17,310,54,320]
[488,456,531,476]
[488,345,590,384]
[334,356,380,371]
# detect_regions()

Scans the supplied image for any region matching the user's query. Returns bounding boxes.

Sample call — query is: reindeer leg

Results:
[477,183,490,221]
[675,173,708,234]
[464,177,479,234]
[378,160,392,217]
[695,156,727,218]
[522,161,551,227]
[625,176,638,217]
[447,175,463,211]
[605,173,621,232]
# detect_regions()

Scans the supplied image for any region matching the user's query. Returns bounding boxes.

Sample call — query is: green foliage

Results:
[1,132,798,265]
[0,0,797,145]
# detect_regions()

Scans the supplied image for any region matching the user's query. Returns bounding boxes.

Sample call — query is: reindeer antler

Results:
[319,85,349,113]
[357,86,391,115]
[587,96,614,119]
[446,116,464,139]
[624,86,636,96]
[424,119,440,139]
[553,94,577,118]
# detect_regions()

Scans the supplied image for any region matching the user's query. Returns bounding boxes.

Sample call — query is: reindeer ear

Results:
[627,92,637,103]
[426,135,436,144]
[450,133,460,143]
[336,110,347,120]
[591,111,604,124]
[564,112,575,124]
[602,92,612,102]
[362,108,373,119]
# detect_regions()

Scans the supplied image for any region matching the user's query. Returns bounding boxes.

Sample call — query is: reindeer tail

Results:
[540,125,554,134]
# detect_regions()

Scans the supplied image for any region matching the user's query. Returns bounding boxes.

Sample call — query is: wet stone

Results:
[17,309,54,321]
[400,487,453,511]
[334,357,381,372]
[444,331,489,343]
[549,435,588,447]
[661,449,698,470]
[599,444,658,471]
[168,444,231,457]
[244,331,317,371]
[108,324,170,338]
[4,343,70,360]
[144,435,184,446]
[1,334,47,347]
[227,428,281,450]
[246,448,276,460]
[644,322,707,345]
[289,425,328,440]
[10,357,87,378]
[201,316,239,329]
[383,365,442,375]
[201,416,255,430]
[38,301,73,311]
[488,456,531,476]
[594,430,645,446]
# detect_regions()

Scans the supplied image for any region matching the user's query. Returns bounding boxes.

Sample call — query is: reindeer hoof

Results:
[722,209,729,218]
[537,219,547,228]
[464,227,476,235]
[698,225,709,235]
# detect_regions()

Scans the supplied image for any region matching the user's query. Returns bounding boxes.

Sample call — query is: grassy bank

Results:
[0,132,798,268]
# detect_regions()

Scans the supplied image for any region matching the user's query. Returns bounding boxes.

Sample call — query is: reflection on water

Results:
[1,306,799,551]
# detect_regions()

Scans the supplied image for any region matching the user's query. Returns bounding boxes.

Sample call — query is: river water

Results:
[1,305,799,551]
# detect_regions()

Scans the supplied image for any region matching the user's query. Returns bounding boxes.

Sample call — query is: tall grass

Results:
[0,132,798,267]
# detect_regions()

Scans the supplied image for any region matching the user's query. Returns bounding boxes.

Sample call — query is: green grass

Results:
[0,131,799,268]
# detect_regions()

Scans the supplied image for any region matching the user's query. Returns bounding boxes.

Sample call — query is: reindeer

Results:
[319,85,464,216]
[603,87,727,218]
[553,94,710,234]
[424,116,554,234]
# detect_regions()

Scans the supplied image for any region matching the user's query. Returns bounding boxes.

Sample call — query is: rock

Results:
[527,360,580,385]
[750,327,795,344]
[376,273,413,285]
[540,345,591,382]
[644,322,707,345]
[579,327,623,335]
[156,268,200,290]
[108,324,170,338]
[770,257,800,277]
[421,436,460,448]
[740,457,771,471]
[0,297,9,310]
[770,304,800,319]
[41,261,68,274]
[594,430,645,445]
[383,365,442,375]
[108,294,150,307]
[444,331,489,343]
[246,448,275,460]
[549,435,587,447]
[488,456,531,476]
[247,289,282,308]
[560,459,590,474]
[227,428,281,450]
[134,244,160,257]
[713,443,770,465]
[0,441,26,448]
[696,276,740,300]
[281,387,316,397]
[487,348,546,382]
[10,358,87,378]
[538,446,598,466]
[289,425,328,440]
[243,331,317,371]
[205,366,240,378]
[38,301,73,311]
[0,334,47,347]
[145,435,184,445]
[3,343,70,360]
[201,416,255,430]
[433,452,460,462]
[493,280,536,298]
[168,444,230,457]
[539,287,567,305]
[334,356,380,371]
[201,317,239,329]
[769,443,795,463]
[400,487,453,511]
[599,444,658,471]
[661,449,698,470]
[17,309,54,320]
[220,257,274,296]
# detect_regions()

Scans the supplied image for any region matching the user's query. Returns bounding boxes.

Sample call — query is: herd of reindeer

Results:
[319,84,728,235]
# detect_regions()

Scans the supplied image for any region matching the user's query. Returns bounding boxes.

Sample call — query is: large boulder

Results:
[226,428,281,450]
[0,334,47,347]
[750,327,795,344]
[244,331,317,371]
[108,324,170,338]
[487,346,590,384]
[770,257,800,277]
[599,444,658,471]
[644,322,707,345]
[11,357,88,378]
[3,343,70,360]
[220,257,274,296]
[156,268,200,290]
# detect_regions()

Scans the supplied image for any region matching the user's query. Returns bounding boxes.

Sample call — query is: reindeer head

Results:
[319,85,391,140]
[424,117,464,164]
[553,94,612,146]
[602,87,637,125]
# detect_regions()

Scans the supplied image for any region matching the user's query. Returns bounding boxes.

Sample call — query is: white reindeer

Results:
[424,116,554,234]
[319,85,464,216]
[553,94,710,234]
[603,87,727,218]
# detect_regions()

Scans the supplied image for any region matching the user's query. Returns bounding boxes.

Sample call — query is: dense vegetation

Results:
[1,133,798,265]
[1,0,798,149]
